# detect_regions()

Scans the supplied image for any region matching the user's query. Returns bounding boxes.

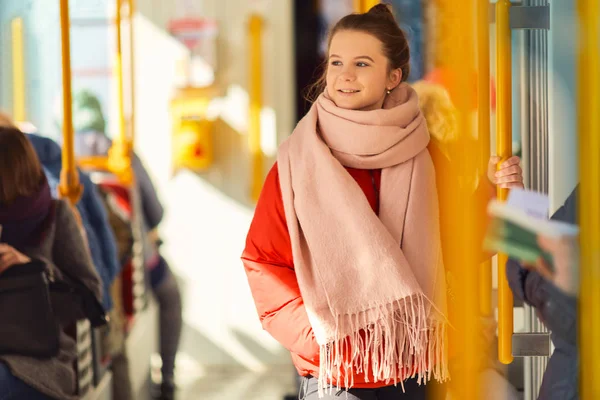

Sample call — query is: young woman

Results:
[243,5,522,400]
[0,126,102,399]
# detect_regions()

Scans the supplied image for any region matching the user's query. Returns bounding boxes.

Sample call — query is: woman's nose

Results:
[338,69,356,82]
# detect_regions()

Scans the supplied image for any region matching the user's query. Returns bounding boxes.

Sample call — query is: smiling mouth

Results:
[338,89,360,94]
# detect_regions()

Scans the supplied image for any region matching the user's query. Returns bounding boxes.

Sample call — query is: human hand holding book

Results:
[531,234,579,297]
[484,189,579,296]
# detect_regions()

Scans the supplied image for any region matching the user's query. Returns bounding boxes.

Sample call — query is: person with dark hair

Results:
[28,134,120,311]
[0,126,102,399]
[0,112,120,312]
[243,4,522,400]
[0,112,136,399]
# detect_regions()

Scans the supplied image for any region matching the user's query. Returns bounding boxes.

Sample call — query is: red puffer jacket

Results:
[242,150,494,388]
[242,162,384,388]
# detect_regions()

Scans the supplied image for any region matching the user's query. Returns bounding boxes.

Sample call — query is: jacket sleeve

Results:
[52,200,103,302]
[80,171,121,282]
[241,163,320,362]
[505,187,579,346]
[551,186,578,224]
[131,153,164,231]
[506,259,577,346]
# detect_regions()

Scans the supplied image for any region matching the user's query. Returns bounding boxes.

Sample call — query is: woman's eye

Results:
[331,61,342,67]
[357,62,369,67]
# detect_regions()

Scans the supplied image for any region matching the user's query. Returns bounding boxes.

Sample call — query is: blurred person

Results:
[70,90,182,400]
[528,234,578,297]
[0,126,102,400]
[0,111,135,400]
[0,111,120,312]
[506,187,579,400]
[30,135,121,311]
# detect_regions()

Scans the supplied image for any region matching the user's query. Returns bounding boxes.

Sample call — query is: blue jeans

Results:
[0,363,53,400]
[299,376,446,400]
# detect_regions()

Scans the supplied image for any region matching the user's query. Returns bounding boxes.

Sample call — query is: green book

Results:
[484,199,579,266]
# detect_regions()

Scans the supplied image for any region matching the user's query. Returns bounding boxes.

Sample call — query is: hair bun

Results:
[367,3,396,21]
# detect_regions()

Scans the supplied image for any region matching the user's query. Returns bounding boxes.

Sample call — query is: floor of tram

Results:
[140,363,296,400]
[178,368,296,400]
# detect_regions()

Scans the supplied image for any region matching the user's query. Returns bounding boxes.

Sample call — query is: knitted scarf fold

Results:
[277,83,449,396]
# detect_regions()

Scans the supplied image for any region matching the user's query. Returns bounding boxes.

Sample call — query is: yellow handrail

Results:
[11,18,26,123]
[115,0,126,145]
[479,259,493,315]
[495,0,514,365]
[362,0,380,12]
[58,0,82,206]
[354,0,380,13]
[128,0,136,145]
[444,1,482,398]
[108,0,133,185]
[77,156,110,172]
[477,0,492,317]
[249,15,263,202]
[578,0,600,398]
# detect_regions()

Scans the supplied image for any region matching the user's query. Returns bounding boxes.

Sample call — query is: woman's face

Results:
[326,30,401,111]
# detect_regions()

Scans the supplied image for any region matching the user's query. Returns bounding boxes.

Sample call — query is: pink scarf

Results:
[277,83,449,395]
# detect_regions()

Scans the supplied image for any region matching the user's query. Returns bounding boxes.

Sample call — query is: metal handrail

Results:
[442,1,484,398]
[478,0,493,317]
[128,0,136,146]
[108,0,133,186]
[11,18,26,123]
[577,0,600,397]
[495,0,514,365]
[58,0,83,206]
[354,0,380,13]
[249,14,264,202]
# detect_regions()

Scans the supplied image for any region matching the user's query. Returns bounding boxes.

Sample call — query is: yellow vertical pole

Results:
[443,1,482,399]
[11,18,26,123]
[58,0,82,205]
[115,0,126,147]
[480,264,493,317]
[362,0,380,12]
[354,0,380,13]
[249,15,263,202]
[578,0,600,398]
[108,0,133,185]
[478,0,492,317]
[128,0,136,146]
[495,0,514,365]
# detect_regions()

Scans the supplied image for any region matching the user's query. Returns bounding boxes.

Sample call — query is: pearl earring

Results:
[386,89,392,95]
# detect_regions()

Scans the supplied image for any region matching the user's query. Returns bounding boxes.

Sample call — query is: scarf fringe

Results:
[317,294,449,398]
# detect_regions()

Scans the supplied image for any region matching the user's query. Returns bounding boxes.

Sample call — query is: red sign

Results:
[168,18,218,50]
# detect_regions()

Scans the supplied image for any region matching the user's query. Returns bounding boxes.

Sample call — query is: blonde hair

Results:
[414,81,481,191]
[412,81,458,145]
[0,111,15,128]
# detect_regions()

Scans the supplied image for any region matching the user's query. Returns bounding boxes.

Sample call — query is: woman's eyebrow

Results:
[329,54,375,62]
